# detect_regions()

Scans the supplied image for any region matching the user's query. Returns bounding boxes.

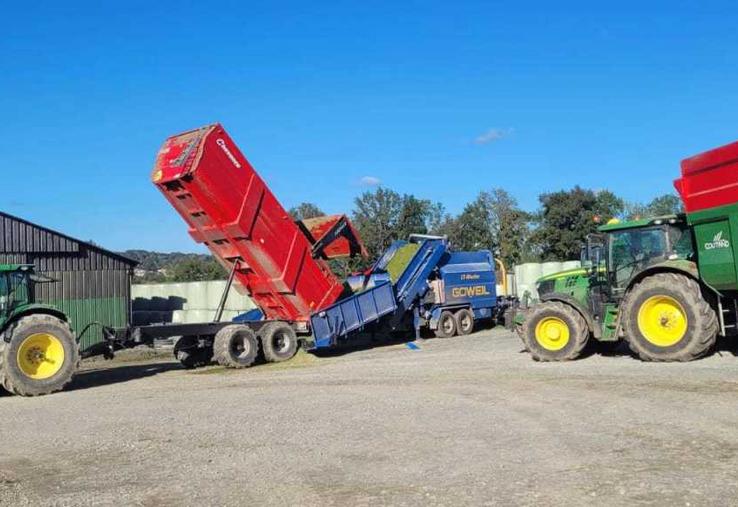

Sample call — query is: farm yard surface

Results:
[2,328,738,506]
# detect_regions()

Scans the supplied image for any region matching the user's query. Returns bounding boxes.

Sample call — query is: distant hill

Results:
[121,250,226,283]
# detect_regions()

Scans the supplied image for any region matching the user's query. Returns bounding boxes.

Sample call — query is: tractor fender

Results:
[539,294,601,338]
[625,260,701,292]
[1,306,69,342]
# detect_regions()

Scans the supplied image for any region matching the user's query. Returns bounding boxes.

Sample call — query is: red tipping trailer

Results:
[674,139,738,213]
[152,124,362,323]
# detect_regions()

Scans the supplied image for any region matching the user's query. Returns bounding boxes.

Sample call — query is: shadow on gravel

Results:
[66,362,181,392]
[310,332,420,358]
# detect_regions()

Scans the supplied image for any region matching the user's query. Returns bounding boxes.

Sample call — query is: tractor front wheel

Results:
[622,273,717,361]
[521,301,589,361]
[0,314,79,396]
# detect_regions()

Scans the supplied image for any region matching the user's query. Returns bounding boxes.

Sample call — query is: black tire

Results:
[455,309,475,335]
[434,311,457,338]
[0,314,79,396]
[622,273,718,362]
[260,323,299,363]
[213,325,258,368]
[521,301,589,361]
[173,336,213,369]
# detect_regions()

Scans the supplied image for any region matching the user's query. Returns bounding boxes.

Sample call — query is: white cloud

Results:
[474,127,514,145]
[359,175,382,186]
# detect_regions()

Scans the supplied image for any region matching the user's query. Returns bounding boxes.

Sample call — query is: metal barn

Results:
[0,212,136,349]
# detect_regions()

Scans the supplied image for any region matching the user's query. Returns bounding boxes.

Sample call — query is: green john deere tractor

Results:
[516,214,723,362]
[0,265,79,396]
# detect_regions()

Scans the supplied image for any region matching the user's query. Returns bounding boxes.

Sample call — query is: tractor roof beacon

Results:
[0,264,79,396]
[517,138,738,362]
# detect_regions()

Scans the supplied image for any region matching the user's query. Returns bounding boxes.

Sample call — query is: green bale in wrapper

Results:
[385,243,420,283]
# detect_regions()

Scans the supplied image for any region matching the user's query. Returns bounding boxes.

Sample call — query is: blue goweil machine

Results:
[310,235,507,347]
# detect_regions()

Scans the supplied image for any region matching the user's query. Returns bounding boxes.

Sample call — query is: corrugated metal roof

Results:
[0,211,137,266]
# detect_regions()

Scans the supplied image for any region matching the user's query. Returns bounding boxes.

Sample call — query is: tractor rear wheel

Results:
[455,309,475,335]
[622,273,718,362]
[0,314,79,396]
[434,311,457,338]
[259,323,299,363]
[521,301,589,361]
[213,325,258,368]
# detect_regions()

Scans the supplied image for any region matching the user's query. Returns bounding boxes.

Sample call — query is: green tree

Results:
[488,189,533,268]
[169,257,227,282]
[646,193,684,216]
[443,189,532,268]
[289,202,324,220]
[447,192,494,251]
[352,188,404,259]
[530,187,624,261]
[625,193,684,220]
[352,188,443,259]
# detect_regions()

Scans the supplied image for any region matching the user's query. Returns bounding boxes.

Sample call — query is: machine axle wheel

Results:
[260,323,298,363]
[434,311,457,338]
[455,309,475,335]
[213,325,258,368]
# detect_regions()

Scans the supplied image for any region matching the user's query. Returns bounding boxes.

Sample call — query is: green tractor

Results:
[516,214,723,362]
[516,136,738,363]
[0,264,79,396]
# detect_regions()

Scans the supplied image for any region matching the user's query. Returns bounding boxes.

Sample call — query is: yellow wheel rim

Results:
[637,295,688,347]
[16,333,66,380]
[535,317,570,351]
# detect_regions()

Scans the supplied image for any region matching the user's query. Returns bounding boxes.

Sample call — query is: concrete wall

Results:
[132,281,256,325]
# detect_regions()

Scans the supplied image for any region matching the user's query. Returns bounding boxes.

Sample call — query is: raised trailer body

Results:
[152,124,363,323]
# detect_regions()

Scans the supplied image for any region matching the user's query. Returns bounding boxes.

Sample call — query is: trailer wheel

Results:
[521,301,589,361]
[622,273,718,362]
[0,314,79,396]
[455,309,475,335]
[213,325,258,368]
[260,323,298,363]
[173,336,213,369]
[434,311,457,338]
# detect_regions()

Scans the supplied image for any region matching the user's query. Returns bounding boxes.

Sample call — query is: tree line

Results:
[291,186,684,270]
[129,185,683,284]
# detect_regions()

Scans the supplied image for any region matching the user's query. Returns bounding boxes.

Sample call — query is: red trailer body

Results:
[152,124,349,322]
[674,139,738,212]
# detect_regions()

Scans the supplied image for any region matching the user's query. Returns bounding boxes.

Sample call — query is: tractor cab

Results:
[0,264,36,326]
[591,215,693,299]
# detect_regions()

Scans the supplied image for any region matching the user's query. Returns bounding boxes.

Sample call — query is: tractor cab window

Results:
[6,271,30,311]
[669,226,694,259]
[610,227,668,289]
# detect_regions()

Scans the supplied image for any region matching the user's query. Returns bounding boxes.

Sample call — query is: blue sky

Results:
[2,1,738,252]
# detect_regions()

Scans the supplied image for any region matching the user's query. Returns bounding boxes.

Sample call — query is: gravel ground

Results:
[2,327,738,506]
